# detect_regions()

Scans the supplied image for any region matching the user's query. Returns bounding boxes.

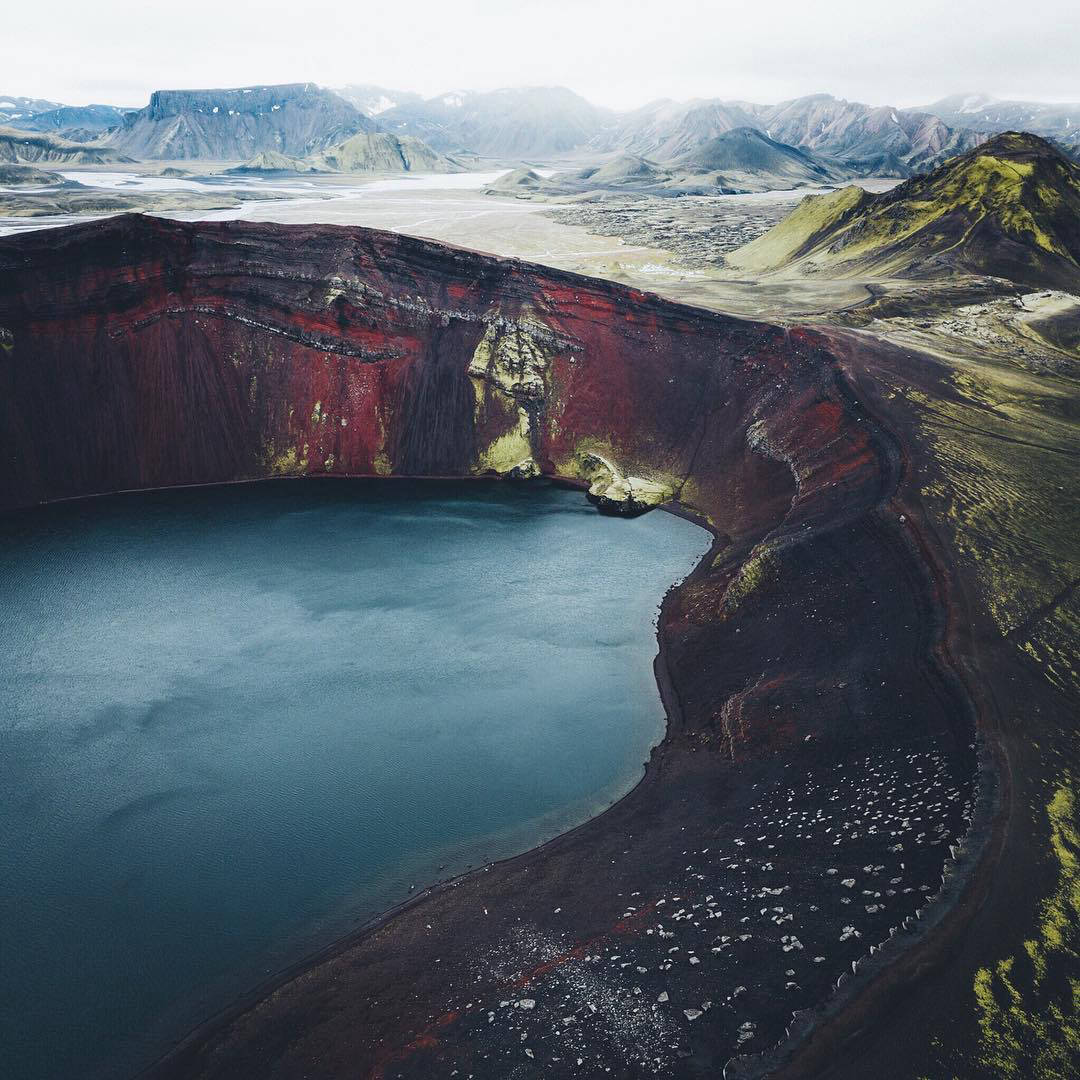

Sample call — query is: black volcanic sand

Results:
[769,328,1078,1080]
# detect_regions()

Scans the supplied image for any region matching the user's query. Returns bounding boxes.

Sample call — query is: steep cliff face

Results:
[0,215,860,533]
[0,217,981,1079]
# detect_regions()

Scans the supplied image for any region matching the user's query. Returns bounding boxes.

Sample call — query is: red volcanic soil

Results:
[0,217,989,1078]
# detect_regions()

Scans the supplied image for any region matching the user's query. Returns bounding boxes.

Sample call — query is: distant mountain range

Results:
[373,86,611,158]
[3,84,1078,182]
[341,85,989,177]
[3,103,135,142]
[913,94,1080,145]
[591,93,984,176]
[331,84,423,117]
[0,95,63,125]
[591,98,758,160]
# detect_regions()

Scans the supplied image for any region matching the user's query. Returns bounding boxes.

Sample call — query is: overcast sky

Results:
[6,0,1079,110]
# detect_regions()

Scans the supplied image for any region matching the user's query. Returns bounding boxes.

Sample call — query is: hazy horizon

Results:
[7,82,1080,116]
[6,0,1079,112]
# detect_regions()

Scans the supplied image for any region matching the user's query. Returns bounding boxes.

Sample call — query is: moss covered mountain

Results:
[724,132,1080,289]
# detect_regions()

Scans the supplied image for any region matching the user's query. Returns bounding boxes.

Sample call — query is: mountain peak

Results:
[970,129,1067,161]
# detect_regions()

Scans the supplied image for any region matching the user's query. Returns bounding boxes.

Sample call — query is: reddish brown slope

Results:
[1,214,804,534]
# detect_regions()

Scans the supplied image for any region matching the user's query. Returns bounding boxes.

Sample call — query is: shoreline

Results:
[5,474,722,1080]
[136,471,988,1080]
[118,483,728,1078]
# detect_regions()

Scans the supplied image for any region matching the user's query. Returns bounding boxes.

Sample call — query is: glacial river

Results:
[0,479,709,1080]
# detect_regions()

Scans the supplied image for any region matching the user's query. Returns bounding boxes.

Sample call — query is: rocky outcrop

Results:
[465,311,557,476]
[578,451,674,515]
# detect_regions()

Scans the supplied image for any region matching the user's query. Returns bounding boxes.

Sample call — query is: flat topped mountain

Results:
[724,132,1080,289]
[107,83,374,160]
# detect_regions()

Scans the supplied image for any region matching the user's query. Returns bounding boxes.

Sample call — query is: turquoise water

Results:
[0,479,709,1080]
